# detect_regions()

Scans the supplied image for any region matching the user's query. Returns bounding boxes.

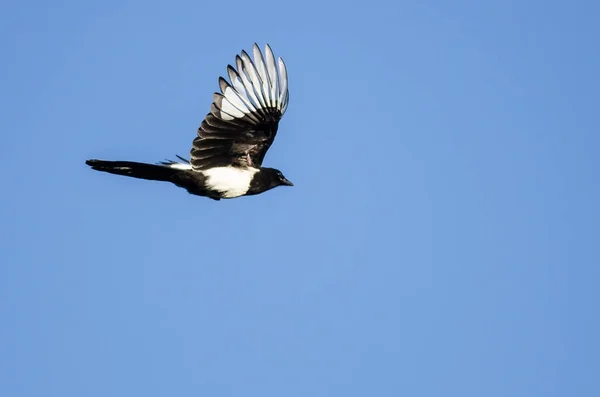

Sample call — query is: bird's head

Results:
[247,167,294,196]
[271,168,294,187]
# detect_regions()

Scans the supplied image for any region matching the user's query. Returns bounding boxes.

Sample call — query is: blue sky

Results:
[1,0,599,396]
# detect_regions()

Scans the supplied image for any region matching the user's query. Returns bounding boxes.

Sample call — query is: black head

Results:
[247,167,294,196]
[271,168,294,187]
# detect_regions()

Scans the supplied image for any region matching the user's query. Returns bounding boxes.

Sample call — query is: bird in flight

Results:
[86,43,293,201]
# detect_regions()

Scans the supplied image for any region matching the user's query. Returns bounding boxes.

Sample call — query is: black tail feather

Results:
[158,155,190,166]
[85,159,179,182]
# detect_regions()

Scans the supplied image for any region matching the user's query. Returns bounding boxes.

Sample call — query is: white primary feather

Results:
[222,84,252,114]
[235,56,263,111]
[218,44,289,122]
[252,44,272,107]
[277,57,288,113]
[226,70,261,124]
[218,93,247,120]
[264,45,278,107]
[240,51,267,109]
[203,166,259,198]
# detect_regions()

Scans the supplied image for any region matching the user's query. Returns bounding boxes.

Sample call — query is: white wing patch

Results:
[166,163,193,170]
[203,166,259,198]
[218,44,289,121]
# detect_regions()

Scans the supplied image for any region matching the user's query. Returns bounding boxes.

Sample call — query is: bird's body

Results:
[86,43,293,200]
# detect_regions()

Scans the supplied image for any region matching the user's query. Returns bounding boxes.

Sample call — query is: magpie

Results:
[86,43,293,201]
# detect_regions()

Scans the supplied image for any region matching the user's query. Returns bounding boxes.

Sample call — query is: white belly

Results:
[203,166,259,198]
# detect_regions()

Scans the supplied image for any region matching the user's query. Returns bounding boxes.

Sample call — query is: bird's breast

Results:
[202,166,259,198]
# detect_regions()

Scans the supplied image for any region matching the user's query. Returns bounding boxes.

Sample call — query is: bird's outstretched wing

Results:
[190,43,289,170]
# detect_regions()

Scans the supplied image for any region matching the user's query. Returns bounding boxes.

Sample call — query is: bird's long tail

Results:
[85,159,181,182]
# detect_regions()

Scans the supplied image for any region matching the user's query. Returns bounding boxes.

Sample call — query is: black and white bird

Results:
[86,43,293,201]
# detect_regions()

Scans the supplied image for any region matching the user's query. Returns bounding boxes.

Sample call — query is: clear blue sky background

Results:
[1,0,599,396]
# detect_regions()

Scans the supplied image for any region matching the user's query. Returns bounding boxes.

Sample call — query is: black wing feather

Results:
[190,43,289,170]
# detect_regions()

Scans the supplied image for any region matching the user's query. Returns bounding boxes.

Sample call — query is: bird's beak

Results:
[281,178,294,186]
